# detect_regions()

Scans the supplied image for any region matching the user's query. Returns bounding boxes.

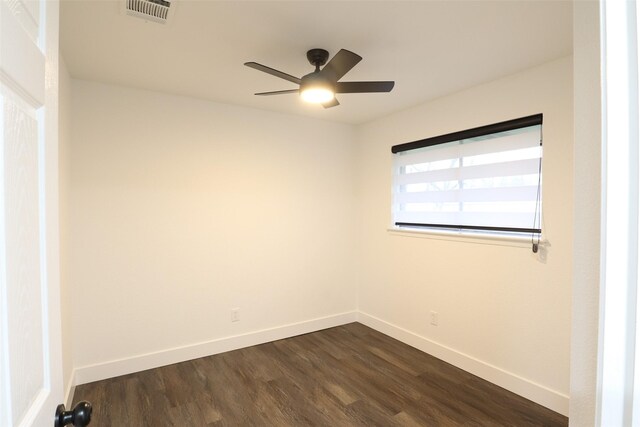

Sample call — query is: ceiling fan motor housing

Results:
[300,71,335,92]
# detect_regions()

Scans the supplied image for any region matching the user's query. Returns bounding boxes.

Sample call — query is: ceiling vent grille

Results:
[123,0,175,24]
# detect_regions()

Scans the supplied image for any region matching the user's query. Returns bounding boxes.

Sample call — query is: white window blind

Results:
[392,114,542,235]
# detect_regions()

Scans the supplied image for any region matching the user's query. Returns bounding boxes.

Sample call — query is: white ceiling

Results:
[60,0,573,125]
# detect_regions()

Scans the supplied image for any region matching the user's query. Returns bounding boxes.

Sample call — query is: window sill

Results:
[387,226,546,248]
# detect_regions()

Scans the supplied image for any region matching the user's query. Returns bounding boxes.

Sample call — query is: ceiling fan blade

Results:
[335,81,395,93]
[322,98,340,108]
[245,62,301,85]
[255,89,299,96]
[320,49,362,81]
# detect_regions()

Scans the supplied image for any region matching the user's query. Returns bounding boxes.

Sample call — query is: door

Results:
[0,0,63,426]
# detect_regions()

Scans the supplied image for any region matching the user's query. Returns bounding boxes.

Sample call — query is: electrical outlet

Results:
[430,311,438,326]
[231,308,240,322]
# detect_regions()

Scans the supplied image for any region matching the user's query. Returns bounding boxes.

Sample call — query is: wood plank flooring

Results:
[72,323,568,426]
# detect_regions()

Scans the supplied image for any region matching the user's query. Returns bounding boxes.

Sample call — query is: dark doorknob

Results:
[54,401,92,427]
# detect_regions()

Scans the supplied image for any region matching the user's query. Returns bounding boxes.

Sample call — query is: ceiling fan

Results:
[244,48,395,108]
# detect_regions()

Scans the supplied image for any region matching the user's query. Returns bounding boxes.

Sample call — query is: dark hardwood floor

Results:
[73,322,568,426]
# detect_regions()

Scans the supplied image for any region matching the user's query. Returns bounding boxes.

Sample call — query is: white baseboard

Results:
[73,311,358,386]
[357,311,569,416]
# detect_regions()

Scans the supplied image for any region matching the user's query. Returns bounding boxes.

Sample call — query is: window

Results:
[391,114,543,237]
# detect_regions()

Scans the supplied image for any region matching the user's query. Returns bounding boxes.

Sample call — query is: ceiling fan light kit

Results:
[300,86,334,104]
[245,48,394,108]
[300,73,335,103]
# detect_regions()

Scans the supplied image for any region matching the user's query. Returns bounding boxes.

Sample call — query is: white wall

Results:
[68,81,358,381]
[355,57,573,414]
[570,1,601,425]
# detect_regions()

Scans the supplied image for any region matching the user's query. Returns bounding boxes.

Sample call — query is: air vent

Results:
[123,0,175,25]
